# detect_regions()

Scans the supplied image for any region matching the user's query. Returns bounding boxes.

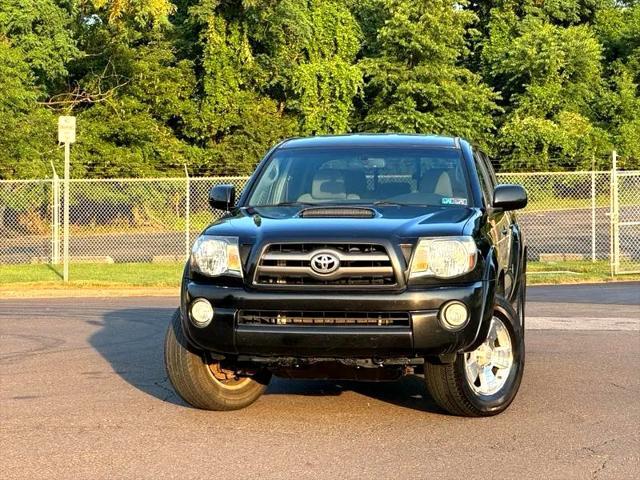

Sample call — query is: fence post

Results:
[591,157,596,262]
[185,165,190,261]
[50,162,60,264]
[610,150,619,276]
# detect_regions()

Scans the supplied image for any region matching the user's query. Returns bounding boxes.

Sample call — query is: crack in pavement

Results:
[153,376,177,402]
[592,457,608,479]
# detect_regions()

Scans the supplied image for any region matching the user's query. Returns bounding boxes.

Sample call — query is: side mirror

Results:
[492,184,528,211]
[209,184,235,212]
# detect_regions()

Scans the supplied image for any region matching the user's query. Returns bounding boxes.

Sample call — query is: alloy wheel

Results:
[464,316,514,396]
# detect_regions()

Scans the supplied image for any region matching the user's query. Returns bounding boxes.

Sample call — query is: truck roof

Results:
[279,134,460,150]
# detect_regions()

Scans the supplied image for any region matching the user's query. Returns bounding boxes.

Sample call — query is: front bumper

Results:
[181,280,495,359]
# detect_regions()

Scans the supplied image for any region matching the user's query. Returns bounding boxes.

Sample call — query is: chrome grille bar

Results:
[258,265,394,280]
[253,243,397,288]
[262,251,389,262]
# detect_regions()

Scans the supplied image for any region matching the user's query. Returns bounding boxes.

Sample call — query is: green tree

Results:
[0,0,78,88]
[0,0,71,179]
[175,0,363,174]
[245,0,363,134]
[482,2,613,169]
[359,0,499,149]
[182,0,297,175]
[0,0,638,178]
[593,2,640,167]
[0,39,56,179]
[89,0,176,25]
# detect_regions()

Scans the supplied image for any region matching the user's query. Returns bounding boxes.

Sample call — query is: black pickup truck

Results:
[165,134,528,417]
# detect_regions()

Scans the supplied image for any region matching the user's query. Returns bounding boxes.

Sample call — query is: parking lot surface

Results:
[1,283,639,479]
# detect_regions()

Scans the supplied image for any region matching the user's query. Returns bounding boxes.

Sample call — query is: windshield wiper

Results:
[371,200,438,207]
[372,200,410,206]
[249,201,317,208]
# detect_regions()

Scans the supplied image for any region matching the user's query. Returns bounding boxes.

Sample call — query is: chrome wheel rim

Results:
[464,316,514,396]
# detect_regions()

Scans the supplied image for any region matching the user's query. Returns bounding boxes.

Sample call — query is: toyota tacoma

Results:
[165,134,528,417]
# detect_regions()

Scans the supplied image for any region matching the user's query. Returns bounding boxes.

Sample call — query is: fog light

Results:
[189,298,214,328]
[440,301,469,330]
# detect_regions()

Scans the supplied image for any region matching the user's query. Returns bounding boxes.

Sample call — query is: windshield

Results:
[246,147,471,208]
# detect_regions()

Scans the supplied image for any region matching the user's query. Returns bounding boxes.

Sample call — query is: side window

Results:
[481,152,498,188]
[250,156,289,204]
[474,152,493,205]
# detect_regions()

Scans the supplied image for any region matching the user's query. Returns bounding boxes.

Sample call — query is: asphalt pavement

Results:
[1,283,639,479]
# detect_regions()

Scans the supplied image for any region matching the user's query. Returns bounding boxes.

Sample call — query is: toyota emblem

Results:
[310,251,340,275]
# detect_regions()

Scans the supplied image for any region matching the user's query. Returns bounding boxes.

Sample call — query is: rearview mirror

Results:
[209,184,235,212]
[492,184,527,211]
[364,157,386,169]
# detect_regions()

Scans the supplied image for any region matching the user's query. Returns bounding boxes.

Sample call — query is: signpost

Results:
[58,116,76,282]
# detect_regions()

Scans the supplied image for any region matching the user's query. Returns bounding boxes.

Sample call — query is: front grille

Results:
[238,310,410,327]
[253,243,397,288]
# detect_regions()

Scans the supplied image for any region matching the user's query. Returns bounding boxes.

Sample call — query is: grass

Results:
[0,262,183,288]
[527,260,640,284]
[523,193,639,212]
[0,260,638,297]
[524,195,609,212]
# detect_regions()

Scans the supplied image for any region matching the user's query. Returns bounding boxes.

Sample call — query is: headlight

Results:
[190,236,242,277]
[409,236,477,279]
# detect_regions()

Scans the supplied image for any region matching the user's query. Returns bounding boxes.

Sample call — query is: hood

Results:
[203,206,482,245]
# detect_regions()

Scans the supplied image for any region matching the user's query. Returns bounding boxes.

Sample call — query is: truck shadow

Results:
[92,307,442,413]
[91,307,185,406]
[266,375,443,413]
[347,376,444,414]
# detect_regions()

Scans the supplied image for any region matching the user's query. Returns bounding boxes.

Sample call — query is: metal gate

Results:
[610,153,640,274]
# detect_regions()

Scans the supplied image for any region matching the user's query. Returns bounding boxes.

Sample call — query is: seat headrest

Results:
[342,169,367,196]
[420,170,453,197]
[312,170,347,200]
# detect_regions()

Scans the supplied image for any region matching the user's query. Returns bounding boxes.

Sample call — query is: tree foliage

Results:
[483,4,608,169]
[360,0,499,150]
[0,0,638,179]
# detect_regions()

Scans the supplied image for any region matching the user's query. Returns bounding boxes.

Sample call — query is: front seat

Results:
[420,169,453,197]
[298,170,360,202]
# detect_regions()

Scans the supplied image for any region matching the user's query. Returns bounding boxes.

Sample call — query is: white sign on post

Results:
[58,116,76,144]
[58,115,76,282]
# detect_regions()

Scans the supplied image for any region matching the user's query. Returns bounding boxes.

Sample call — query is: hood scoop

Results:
[299,207,375,218]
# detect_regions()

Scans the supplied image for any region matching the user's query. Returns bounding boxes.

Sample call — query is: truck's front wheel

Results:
[424,296,524,417]
[164,309,271,411]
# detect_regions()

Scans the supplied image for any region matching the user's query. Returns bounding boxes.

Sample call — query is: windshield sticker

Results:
[441,197,468,206]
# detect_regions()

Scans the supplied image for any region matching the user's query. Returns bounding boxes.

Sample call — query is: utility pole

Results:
[58,116,76,282]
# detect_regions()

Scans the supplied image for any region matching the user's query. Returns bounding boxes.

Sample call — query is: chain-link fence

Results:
[496,171,613,261]
[0,180,54,265]
[190,177,249,250]
[611,171,640,274]
[0,176,248,264]
[1,170,639,275]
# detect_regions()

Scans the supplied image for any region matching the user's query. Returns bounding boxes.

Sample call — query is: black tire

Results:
[424,296,524,417]
[164,309,271,411]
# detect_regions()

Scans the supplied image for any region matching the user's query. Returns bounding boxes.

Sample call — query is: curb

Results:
[0,286,180,299]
